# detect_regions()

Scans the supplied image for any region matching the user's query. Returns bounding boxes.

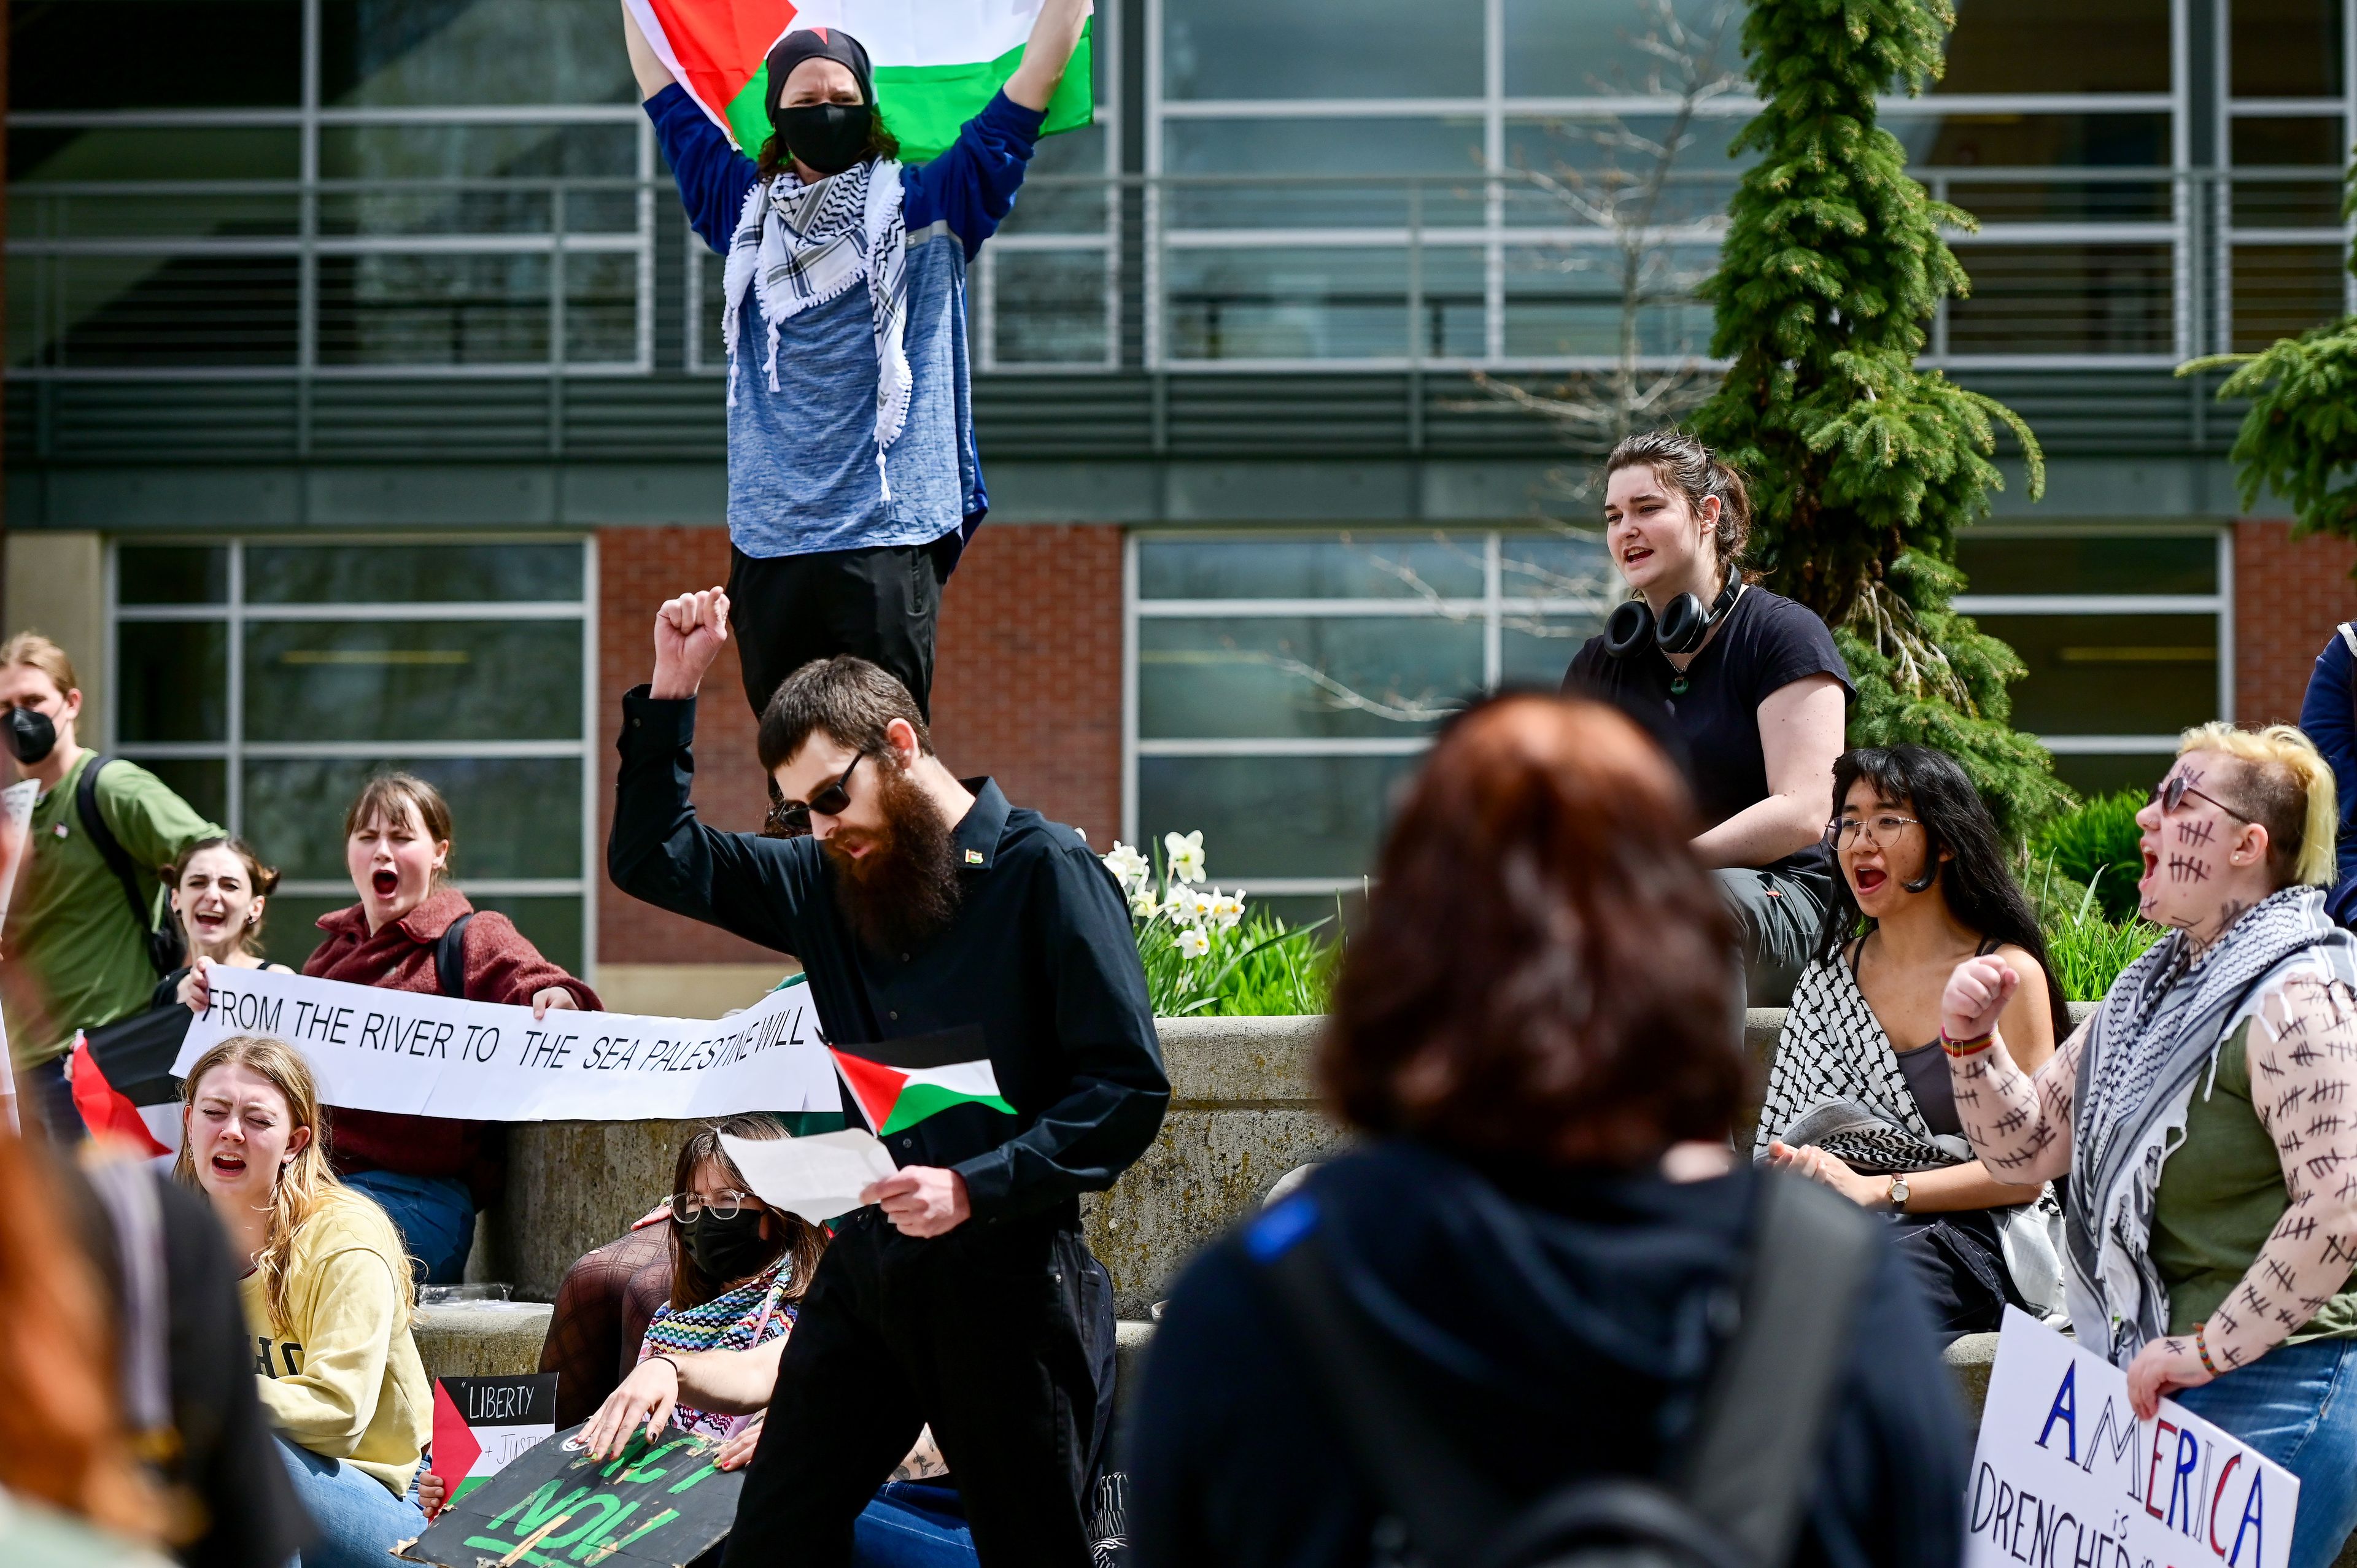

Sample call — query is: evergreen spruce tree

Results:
[1689,0,2068,837]
[2180,158,2357,537]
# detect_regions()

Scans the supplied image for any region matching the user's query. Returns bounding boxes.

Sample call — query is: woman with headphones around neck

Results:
[1563,429,1852,1005]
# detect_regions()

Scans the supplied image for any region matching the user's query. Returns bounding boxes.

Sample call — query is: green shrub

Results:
[2032,789,2146,923]
[2043,911,2164,1003]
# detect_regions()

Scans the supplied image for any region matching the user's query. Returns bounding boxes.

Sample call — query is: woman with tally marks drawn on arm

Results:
[1943,724,2357,1568]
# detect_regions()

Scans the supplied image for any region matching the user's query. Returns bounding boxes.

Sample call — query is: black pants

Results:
[727,538,951,723]
[722,1208,1109,1568]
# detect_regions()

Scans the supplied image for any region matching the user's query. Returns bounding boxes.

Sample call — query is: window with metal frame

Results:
[1126,528,1612,917]
[1952,525,2232,798]
[108,536,597,975]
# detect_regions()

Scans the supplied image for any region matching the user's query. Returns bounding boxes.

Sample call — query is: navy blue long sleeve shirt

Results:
[2301,627,2357,887]
[606,687,1169,1224]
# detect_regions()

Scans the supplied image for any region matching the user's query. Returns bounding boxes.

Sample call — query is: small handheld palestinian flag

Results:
[430,1375,559,1505]
[830,1027,1015,1137]
[70,1005,195,1161]
[624,0,1094,162]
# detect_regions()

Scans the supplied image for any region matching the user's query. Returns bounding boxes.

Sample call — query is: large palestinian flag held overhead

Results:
[624,0,1094,163]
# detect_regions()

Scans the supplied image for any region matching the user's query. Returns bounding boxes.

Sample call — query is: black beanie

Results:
[764,26,876,125]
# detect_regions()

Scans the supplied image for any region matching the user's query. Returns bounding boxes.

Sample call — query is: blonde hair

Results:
[173,1036,416,1333]
[0,631,79,698]
[2177,722,2337,890]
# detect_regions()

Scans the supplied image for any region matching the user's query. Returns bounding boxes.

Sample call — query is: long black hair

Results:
[1817,744,2072,1042]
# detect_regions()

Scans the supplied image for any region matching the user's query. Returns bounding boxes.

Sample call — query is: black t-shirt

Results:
[1563,585,1853,875]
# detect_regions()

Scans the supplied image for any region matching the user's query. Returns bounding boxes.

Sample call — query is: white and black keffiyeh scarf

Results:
[1757,952,2068,1314]
[2068,885,2357,1365]
[723,156,911,485]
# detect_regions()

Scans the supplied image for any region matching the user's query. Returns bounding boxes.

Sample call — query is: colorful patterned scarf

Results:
[637,1252,797,1441]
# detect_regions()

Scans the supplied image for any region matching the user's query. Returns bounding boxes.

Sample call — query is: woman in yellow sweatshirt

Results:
[177,1035,431,1567]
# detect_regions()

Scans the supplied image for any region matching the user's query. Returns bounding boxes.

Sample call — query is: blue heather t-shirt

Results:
[648,84,1042,562]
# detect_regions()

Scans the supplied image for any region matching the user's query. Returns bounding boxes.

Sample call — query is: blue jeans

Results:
[2175,1335,2357,1568]
[341,1170,474,1284]
[275,1434,428,1568]
[854,1482,978,1567]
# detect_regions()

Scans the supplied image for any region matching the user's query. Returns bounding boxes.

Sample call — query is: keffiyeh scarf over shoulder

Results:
[639,1253,797,1440]
[724,158,911,489]
[2069,886,2357,1365]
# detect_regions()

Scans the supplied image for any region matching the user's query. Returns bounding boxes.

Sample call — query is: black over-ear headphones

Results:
[1602,577,1743,660]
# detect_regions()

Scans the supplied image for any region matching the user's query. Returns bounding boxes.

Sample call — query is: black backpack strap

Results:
[1668,1172,1877,1567]
[75,756,154,942]
[435,911,475,998]
[1260,1167,1878,1568]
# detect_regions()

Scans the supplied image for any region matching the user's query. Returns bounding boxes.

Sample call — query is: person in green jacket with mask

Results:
[0,631,219,1143]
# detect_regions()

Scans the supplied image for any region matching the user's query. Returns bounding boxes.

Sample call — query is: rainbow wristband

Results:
[1940,1029,1995,1059]
[2196,1321,2222,1377]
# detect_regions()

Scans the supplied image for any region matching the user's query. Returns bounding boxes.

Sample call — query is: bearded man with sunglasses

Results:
[608,586,1168,1568]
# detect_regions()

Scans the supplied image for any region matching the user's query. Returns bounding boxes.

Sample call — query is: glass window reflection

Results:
[243,619,582,743]
[1165,0,1484,99]
[1140,616,1482,740]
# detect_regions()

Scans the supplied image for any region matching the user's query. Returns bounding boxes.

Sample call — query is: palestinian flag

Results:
[431,1375,559,1504]
[830,1027,1015,1136]
[624,0,1094,162]
[69,1005,193,1162]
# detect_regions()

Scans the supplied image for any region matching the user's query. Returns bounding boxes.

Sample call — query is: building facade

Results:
[8,0,2356,1006]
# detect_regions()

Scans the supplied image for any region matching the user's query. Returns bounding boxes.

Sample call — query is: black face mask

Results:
[6,707,55,766]
[684,1208,782,1283]
[773,102,873,176]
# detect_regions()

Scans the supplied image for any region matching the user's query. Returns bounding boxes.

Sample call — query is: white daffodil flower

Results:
[1102,840,1150,889]
[1164,828,1207,885]
[1128,885,1161,920]
[1208,888,1246,928]
[1176,925,1212,960]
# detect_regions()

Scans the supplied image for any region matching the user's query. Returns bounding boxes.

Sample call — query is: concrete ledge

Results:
[413,1302,552,1384]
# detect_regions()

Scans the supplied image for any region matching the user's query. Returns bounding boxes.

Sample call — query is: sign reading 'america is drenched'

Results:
[1967,1310,2298,1568]
[624,0,1094,161]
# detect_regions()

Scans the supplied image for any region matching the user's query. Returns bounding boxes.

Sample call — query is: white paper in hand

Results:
[722,1129,900,1224]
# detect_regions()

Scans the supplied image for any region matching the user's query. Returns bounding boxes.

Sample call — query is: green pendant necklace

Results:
[1670,674,1690,696]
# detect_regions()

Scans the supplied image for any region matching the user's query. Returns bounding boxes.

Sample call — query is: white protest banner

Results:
[1968,1307,2297,1568]
[172,966,837,1121]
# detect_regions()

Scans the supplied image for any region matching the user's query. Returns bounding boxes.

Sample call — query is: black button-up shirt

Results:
[608,688,1169,1226]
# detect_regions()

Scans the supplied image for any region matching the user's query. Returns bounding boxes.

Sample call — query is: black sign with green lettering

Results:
[399,1421,741,1568]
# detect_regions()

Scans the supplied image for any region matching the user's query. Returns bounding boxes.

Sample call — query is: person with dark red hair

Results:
[1127,692,1967,1568]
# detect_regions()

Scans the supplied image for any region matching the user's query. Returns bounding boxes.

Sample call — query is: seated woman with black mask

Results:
[1562,429,1851,1005]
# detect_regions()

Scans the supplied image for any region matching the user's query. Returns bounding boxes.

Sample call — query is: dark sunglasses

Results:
[2150,772,2253,822]
[767,752,869,838]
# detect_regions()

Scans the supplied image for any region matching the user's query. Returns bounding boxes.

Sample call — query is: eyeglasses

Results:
[2150,773,2253,823]
[768,752,869,838]
[669,1188,761,1223]
[1827,813,1922,848]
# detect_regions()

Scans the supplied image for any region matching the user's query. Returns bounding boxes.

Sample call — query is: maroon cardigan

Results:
[303,887,602,1205]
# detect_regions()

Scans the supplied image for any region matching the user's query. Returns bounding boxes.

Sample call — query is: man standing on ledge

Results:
[622,0,1094,723]
[608,586,1169,1568]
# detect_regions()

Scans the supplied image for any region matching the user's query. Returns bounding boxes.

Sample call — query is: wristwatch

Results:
[1886,1174,1911,1211]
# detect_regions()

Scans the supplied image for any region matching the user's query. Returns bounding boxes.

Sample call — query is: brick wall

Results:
[2234,520,2357,727]
[595,523,1126,965]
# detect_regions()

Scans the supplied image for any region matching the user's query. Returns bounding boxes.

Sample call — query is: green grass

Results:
[2030,854,2165,1001]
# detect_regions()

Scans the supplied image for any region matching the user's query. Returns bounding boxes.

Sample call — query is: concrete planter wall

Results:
[479,1003,2099,1319]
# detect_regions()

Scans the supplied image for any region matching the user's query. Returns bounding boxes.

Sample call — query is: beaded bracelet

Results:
[1940,1028,1995,1059]
[2196,1321,2222,1377]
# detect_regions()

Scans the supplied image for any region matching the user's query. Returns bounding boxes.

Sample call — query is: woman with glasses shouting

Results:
[1943,724,2357,1568]
[1757,744,2072,1338]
